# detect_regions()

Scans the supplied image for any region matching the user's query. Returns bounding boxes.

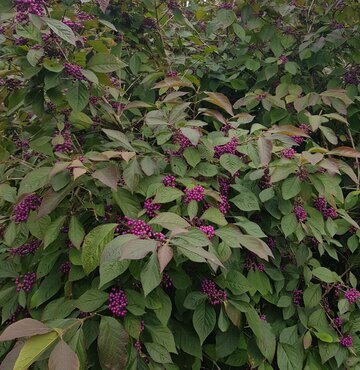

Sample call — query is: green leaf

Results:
[66,82,89,112]
[44,216,66,248]
[314,332,333,343]
[230,186,259,211]
[201,207,227,226]
[303,284,322,308]
[153,186,184,204]
[140,253,161,296]
[18,167,50,196]
[99,260,130,289]
[69,216,85,249]
[76,289,108,312]
[149,212,190,230]
[146,324,177,353]
[0,184,16,203]
[281,176,301,200]
[113,188,140,219]
[238,235,273,261]
[312,267,340,283]
[233,23,246,41]
[144,343,172,364]
[193,303,216,345]
[98,316,129,370]
[216,9,236,28]
[102,129,134,151]
[285,62,298,75]
[219,154,245,176]
[30,272,62,308]
[14,331,58,370]
[42,17,76,45]
[81,224,117,274]
[281,213,298,237]
[87,53,126,73]
[235,217,267,238]
[27,212,51,239]
[225,270,251,295]
[277,343,303,370]
[183,148,201,167]
[121,239,158,260]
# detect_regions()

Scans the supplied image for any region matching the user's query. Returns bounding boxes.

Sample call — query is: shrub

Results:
[0,0,359,369]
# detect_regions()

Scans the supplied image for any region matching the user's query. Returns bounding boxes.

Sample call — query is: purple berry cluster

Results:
[108,288,128,317]
[13,194,41,223]
[199,225,215,239]
[244,253,265,272]
[344,67,359,85]
[266,236,276,250]
[201,279,227,305]
[218,2,233,9]
[259,167,272,190]
[111,102,126,111]
[184,185,205,203]
[173,132,194,156]
[292,136,305,145]
[126,218,153,238]
[293,205,307,222]
[166,70,178,77]
[296,168,309,182]
[142,17,156,29]
[313,197,338,220]
[281,148,296,159]
[143,198,161,218]
[344,288,360,305]
[292,289,303,306]
[278,55,289,64]
[214,137,238,158]
[76,11,94,21]
[15,272,36,292]
[260,314,267,321]
[15,0,47,22]
[6,307,30,324]
[63,19,83,32]
[162,175,176,187]
[161,272,173,289]
[89,96,99,105]
[340,335,353,348]
[333,316,343,328]
[0,78,22,91]
[64,63,84,80]
[53,123,72,153]
[59,261,72,274]
[10,239,41,257]
[218,178,231,214]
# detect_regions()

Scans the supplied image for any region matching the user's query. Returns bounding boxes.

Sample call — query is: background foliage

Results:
[0,0,360,369]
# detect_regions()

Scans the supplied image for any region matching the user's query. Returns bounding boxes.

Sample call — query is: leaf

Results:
[183,148,201,167]
[303,331,312,350]
[153,78,193,89]
[42,18,76,45]
[98,317,129,370]
[277,343,303,370]
[230,186,259,211]
[281,213,298,237]
[92,165,119,191]
[140,253,161,296]
[281,176,301,200]
[99,260,130,289]
[66,82,89,112]
[37,185,74,218]
[258,138,273,167]
[180,127,201,145]
[238,235,273,261]
[113,188,140,219]
[235,217,267,238]
[314,332,333,343]
[312,267,340,283]
[149,212,190,230]
[216,9,236,28]
[18,167,50,196]
[329,146,360,158]
[102,129,134,151]
[48,340,79,370]
[69,216,85,249]
[319,126,338,145]
[0,340,26,370]
[201,207,227,226]
[177,245,224,267]
[157,244,173,273]
[97,0,110,13]
[44,216,66,248]
[14,331,58,370]
[219,154,244,176]
[203,92,234,116]
[268,125,309,137]
[81,224,117,274]
[30,272,62,308]
[193,303,216,345]
[153,186,184,204]
[303,284,322,308]
[87,53,126,73]
[0,319,52,342]
[76,289,108,312]
[145,343,172,364]
[120,239,158,260]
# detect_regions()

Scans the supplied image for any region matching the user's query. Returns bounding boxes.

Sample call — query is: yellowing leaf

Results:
[203,92,234,116]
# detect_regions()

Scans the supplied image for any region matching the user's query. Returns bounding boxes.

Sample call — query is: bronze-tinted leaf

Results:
[0,319,52,342]
[203,92,234,116]
[257,137,273,166]
[48,340,80,370]
[329,146,360,158]
[268,125,309,137]
[92,166,120,191]
[157,244,173,273]
[0,340,26,370]
[97,0,110,13]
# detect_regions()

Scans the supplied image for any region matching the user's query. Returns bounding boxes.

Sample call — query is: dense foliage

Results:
[0,0,360,369]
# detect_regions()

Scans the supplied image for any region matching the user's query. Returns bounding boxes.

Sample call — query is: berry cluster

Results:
[218,2,233,9]
[162,175,176,187]
[344,67,359,85]
[15,272,36,292]
[184,185,205,203]
[214,137,238,158]
[125,218,153,238]
[173,132,194,156]
[258,167,272,190]
[53,123,72,153]
[266,236,276,250]
[199,225,215,239]
[260,314,267,321]
[201,279,227,305]
[291,136,304,145]
[13,194,41,223]
[281,148,296,159]
[296,168,309,182]
[6,307,30,324]
[218,178,231,214]
[60,261,72,274]
[333,316,343,328]
[111,102,126,111]
[64,63,84,80]
[293,205,307,222]
[344,288,360,305]
[10,239,41,257]
[15,0,47,22]
[0,78,22,91]
[63,19,83,32]
[108,288,128,317]
[143,198,161,218]
[166,71,178,77]
[292,289,303,306]
[142,17,156,29]
[89,96,99,105]
[313,197,338,220]
[161,272,173,289]
[244,253,265,272]
[340,335,353,348]
[278,55,289,64]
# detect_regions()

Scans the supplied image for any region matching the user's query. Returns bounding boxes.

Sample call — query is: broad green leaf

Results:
[69,216,85,249]
[312,267,340,283]
[30,272,62,308]
[219,154,244,176]
[303,284,321,308]
[314,332,333,343]
[183,148,201,167]
[235,217,267,238]
[193,303,216,345]
[144,343,172,364]
[153,186,184,204]
[76,289,108,312]
[230,186,259,211]
[140,253,161,296]
[281,213,298,237]
[200,207,227,226]
[281,176,301,200]
[18,167,50,196]
[88,53,126,73]
[113,188,140,218]
[42,17,76,45]
[44,216,66,248]
[277,343,304,370]
[149,212,190,230]
[66,82,89,112]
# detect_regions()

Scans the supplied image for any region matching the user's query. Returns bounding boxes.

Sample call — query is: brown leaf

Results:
[37,187,73,218]
[124,101,152,110]
[238,235,274,261]
[268,125,309,137]
[49,162,71,178]
[200,108,227,124]
[318,159,340,175]
[92,166,120,191]
[48,340,80,370]
[0,340,26,370]
[257,138,273,167]
[302,152,323,165]
[233,112,255,124]
[120,239,158,260]
[0,319,52,342]
[73,167,87,180]
[329,146,360,158]
[97,0,110,13]
[120,152,136,162]
[157,244,173,273]
[153,78,193,89]
[203,92,234,116]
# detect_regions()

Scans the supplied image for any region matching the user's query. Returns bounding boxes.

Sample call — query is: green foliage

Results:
[0,0,360,369]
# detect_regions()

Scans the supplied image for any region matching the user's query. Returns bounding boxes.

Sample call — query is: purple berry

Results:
[199,225,215,239]
[292,289,303,306]
[143,198,161,218]
[281,148,296,159]
[344,288,360,305]
[293,205,307,222]
[214,138,238,158]
[108,288,128,317]
[10,239,41,257]
[184,185,205,203]
[13,194,41,223]
[162,175,176,188]
[201,279,227,305]
[15,272,36,292]
[340,335,353,348]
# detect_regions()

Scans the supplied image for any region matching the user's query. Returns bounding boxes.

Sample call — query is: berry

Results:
[64,63,84,80]
[214,138,238,158]
[143,198,161,218]
[161,272,173,289]
[296,168,309,182]
[314,197,327,212]
[108,288,128,317]
[292,289,303,306]
[266,237,276,250]
[173,132,194,156]
[218,2,233,9]
[60,261,71,274]
[126,218,153,238]
[344,288,360,305]
[292,136,304,145]
[281,148,296,159]
[260,314,267,321]
[201,279,227,305]
[199,225,215,239]
[162,175,176,188]
[278,55,289,64]
[293,205,307,222]
[13,194,41,223]
[323,207,338,220]
[53,123,72,153]
[167,71,178,77]
[340,335,353,348]
[10,239,41,256]
[184,186,205,203]
[142,17,156,29]
[333,317,343,328]
[259,167,272,190]
[15,272,36,292]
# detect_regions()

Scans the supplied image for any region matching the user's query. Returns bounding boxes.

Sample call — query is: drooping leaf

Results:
[0,319,52,342]
[42,18,76,45]
[48,340,80,370]
[203,92,234,116]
